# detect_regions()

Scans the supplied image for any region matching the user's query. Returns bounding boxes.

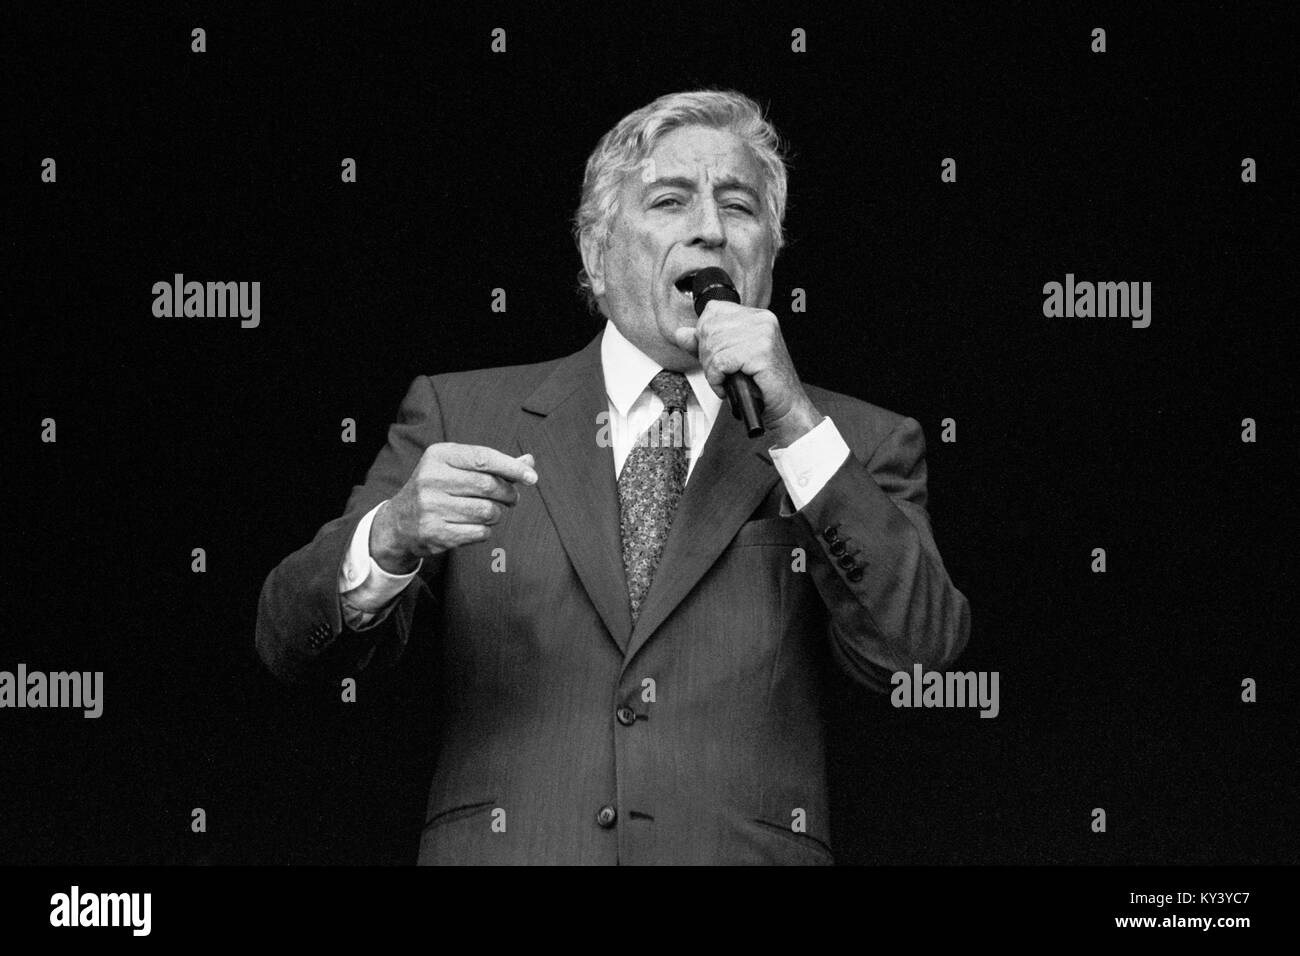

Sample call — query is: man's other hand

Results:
[368,443,539,574]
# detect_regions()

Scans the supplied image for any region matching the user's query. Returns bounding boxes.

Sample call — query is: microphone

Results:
[691,267,765,438]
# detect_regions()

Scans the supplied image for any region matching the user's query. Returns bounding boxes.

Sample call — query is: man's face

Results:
[582,124,775,370]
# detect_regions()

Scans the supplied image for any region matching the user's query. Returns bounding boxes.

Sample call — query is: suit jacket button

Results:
[828,539,847,556]
[822,525,840,543]
[596,805,618,828]
[616,706,637,726]
[837,553,857,570]
[847,567,864,583]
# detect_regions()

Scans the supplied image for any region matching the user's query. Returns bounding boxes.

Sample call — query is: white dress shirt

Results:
[338,319,850,629]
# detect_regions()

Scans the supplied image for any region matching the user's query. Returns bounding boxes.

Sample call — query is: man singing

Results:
[256,89,971,864]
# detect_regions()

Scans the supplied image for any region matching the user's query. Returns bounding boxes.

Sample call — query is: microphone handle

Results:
[724,373,765,438]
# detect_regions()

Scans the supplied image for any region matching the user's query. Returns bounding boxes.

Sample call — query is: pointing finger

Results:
[442,444,539,485]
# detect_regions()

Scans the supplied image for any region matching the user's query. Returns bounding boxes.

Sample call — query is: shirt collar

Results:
[600,318,721,424]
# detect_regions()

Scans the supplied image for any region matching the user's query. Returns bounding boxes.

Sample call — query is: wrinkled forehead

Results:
[633,125,765,194]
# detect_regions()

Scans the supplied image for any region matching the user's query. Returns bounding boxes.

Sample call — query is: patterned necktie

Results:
[618,370,692,625]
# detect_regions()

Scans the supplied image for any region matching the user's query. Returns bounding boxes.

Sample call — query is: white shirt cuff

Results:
[339,501,423,614]
[769,417,851,511]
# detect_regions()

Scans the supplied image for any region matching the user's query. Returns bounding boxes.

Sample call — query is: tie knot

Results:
[649,370,691,411]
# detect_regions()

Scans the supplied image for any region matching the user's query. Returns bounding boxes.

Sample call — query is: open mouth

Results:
[672,270,701,305]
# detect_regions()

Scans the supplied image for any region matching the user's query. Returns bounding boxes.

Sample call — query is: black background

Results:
[7,2,1297,866]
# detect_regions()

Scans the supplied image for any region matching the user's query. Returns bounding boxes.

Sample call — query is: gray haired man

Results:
[257,89,971,864]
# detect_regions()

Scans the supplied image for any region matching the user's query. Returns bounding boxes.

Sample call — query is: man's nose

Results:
[687,197,726,247]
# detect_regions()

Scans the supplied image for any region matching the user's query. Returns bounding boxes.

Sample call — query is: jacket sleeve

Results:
[255,375,449,685]
[792,415,971,692]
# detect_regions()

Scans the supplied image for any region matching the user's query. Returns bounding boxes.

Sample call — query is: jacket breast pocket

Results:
[730,517,800,549]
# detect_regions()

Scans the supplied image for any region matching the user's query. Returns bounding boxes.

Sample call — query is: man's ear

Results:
[579,230,606,298]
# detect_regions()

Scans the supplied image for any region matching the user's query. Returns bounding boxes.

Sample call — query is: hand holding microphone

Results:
[673,267,825,448]
[690,267,765,438]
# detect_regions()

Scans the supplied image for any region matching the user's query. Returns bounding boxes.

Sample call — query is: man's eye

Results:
[653,197,683,208]
[726,204,754,214]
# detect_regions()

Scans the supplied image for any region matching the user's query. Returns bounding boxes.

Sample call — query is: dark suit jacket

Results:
[256,330,970,864]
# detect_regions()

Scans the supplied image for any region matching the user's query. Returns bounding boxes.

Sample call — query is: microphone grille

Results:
[691,267,735,299]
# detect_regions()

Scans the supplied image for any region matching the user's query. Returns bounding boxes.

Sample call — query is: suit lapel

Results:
[516,332,633,653]
[622,403,780,666]
[517,329,784,662]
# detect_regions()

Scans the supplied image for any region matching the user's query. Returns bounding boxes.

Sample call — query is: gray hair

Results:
[572,89,790,313]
